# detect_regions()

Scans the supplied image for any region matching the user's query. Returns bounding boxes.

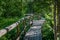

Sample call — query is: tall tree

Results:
[56,0,60,40]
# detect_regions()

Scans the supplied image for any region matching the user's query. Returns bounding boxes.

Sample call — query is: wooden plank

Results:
[24,26,42,40]
[33,20,45,26]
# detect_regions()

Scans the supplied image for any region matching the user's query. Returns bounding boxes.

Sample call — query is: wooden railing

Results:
[0,14,33,40]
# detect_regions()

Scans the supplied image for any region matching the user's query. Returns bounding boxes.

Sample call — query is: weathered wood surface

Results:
[33,20,45,26]
[0,22,19,37]
[0,16,32,37]
[24,20,45,40]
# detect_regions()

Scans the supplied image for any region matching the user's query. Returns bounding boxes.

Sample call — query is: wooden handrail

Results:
[0,14,33,38]
[0,22,19,37]
[16,14,33,40]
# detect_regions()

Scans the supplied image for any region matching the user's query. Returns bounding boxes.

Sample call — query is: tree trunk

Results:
[54,0,57,40]
[57,0,60,40]
[57,0,60,28]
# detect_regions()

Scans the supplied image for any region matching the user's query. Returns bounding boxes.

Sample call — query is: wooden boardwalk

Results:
[24,20,45,40]
[0,14,45,40]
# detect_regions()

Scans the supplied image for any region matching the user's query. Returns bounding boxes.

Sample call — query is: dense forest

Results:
[0,0,56,40]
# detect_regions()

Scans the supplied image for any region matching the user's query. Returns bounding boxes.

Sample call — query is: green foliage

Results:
[0,0,24,18]
[0,17,19,29]
[42,21,54,40]
[42,12,54,40]
[0,0,54,40]
[31,0,54,40]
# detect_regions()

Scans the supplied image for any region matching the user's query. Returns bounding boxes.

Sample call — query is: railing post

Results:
[27,16,30,27]
[38,15,41,20]
[14,22,20,40]
[23,17,26,35]
[32,15,33,26]
[5,27,9,39]
[16,22,20,36]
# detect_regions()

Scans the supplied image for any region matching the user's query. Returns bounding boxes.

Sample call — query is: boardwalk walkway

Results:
[24,20,45,40]
[0,14,45,40]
